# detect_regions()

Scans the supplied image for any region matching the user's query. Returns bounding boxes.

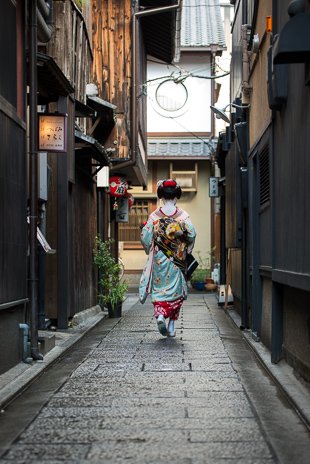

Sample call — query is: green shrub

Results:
[93,237,128,310]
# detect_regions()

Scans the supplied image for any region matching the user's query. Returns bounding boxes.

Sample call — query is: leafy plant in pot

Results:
[190,249,215,291]
[190,268,211,291]
[93,237,128,317]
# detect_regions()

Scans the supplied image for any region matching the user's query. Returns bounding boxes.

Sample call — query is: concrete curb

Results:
[0,311,106,410]
[71,304,102,327]
[224,307,310,431]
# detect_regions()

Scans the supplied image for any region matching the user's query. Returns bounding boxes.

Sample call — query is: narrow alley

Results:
[0,294,308,464]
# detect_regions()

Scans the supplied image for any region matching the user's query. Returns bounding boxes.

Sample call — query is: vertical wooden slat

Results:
[71,9,77,84]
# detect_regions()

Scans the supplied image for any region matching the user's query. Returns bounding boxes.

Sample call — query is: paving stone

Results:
[188,403,254,418]
[86,440,274,462]
[19,427,189,444]
[188,426,264,442]
[39,404,187,420]
[2,444,89,460]
[23,416,268,434]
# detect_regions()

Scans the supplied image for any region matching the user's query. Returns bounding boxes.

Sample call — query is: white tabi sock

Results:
[167,319,175,337]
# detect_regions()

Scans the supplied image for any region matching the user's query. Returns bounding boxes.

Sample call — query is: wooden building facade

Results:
[43,0,100,327]
[0,0,27,374]
[0,0,180,375]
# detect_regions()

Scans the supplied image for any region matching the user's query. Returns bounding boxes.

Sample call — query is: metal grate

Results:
[259,144,270,206]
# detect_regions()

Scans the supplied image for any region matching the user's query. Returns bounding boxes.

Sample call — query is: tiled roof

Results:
[147,137,215,158]
[181,0,226,48]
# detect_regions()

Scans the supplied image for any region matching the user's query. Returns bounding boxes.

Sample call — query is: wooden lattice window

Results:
[259,144,270,207]
[119,200,151,243]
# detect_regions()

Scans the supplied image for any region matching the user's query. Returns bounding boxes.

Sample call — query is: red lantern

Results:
[109,176,128,197]
[126,193,134,209]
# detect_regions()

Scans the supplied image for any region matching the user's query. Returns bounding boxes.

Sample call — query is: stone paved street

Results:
[0,294,309,463]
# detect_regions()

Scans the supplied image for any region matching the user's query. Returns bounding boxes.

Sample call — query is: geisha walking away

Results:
[139,179,196,337]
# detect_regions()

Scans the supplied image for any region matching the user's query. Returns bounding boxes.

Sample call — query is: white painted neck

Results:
[161,198,177,216]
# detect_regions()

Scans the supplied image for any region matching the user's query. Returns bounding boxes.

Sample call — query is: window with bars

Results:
[259,144,270,207]
[119,200,151,243]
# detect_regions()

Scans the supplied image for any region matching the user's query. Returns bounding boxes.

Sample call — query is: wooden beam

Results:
[88,114,103,136]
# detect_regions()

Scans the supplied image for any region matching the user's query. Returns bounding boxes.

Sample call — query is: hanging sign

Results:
[97,166,110,188]
[209,177,220,197]
[116,197,129,223]
[38,113,67,152]
[109,176,128,197]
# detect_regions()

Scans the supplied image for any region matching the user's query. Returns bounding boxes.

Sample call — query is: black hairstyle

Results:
[157,179,182,200]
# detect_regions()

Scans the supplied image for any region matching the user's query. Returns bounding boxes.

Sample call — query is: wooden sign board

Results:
[38,113,67,152]
[209,177,220,197]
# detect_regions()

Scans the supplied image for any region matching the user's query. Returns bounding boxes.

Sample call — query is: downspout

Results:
[110,1,181,173]
[241,24,252,104]
[29,0,43,361]
[240,25,251,328]
[28,0,53,354]
[37,0,53,43]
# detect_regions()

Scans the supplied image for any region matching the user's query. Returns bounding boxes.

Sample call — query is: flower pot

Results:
[107,302,122,318]
[205,282,217,292]
[191,282,205,291]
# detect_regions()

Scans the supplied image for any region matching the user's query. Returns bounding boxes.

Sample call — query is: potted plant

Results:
[190,249,216,291]
[93,237,128,317]
[190,268,212,290]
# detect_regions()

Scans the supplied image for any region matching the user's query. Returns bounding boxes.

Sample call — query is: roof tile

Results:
[181,0,226,48]
[147,137,215,158]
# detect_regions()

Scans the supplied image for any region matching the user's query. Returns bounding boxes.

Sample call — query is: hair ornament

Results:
[163,179,177,188]
[156,178,182,199]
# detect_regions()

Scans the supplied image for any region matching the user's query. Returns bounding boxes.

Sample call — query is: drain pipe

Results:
[241,24,252,104]
[27,0,52,360]
[29,0,43,361]
[110,1,181,174]
[37,0,53,43]
[19,324,33,364]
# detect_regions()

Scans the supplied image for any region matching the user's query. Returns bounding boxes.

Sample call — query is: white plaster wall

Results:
[214,2,234,135]
[147,55,212,133]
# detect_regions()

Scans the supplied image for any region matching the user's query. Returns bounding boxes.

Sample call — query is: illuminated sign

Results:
[38,113,67,152]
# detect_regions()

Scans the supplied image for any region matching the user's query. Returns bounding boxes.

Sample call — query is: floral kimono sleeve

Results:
[184,216,196,254]
[140,218,154,254]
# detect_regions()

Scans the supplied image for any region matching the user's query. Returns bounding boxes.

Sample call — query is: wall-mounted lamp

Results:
[210,103,250,124]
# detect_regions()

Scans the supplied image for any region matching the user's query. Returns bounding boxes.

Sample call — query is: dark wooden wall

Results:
[0,0,27,372]
[0,111,27,305]
[272,64,310,289]
[70,159,98,314]
[225,143,242,249]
